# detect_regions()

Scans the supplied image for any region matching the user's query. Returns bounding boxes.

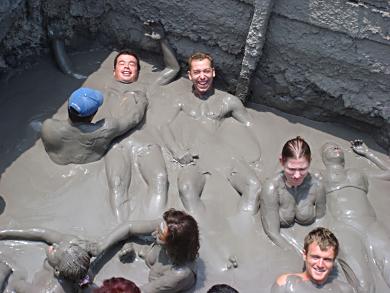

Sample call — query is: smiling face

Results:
[113,54,139,83]
[303,241,335,285]
[188,58,215,96]
[281,156,310,187]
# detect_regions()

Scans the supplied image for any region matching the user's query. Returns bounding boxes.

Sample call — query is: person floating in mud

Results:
[91,209,199,293]
[271,227,354,293]
[0,227,96,292]
[41,87,147,165]
[319,140,390,292]
[161,52,262,215]
[260,136,326,252]
[101,20,180,222]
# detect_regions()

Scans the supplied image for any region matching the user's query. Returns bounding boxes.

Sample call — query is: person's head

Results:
[46,241,91,283]
[187,52,215,96]
[68,87,104,123]
[157,209,200,265]
[279,136,311,187]
[321,142,345,167]
[94,277,140,293]
[303,227,339,285]
[113,50,141,83]
[207,284,239,293]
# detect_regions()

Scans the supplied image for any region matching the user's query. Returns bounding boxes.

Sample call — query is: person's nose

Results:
[293,170,301,179]
[317,258,324,267]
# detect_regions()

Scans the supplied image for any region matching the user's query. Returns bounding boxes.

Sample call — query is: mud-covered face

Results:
[281,157,310,187]
[46,243,65,274]
[114,54,139,83]
[321,143,345,165]
[188,59,215,96]
[155,221,169,245]
[303,242,335,285]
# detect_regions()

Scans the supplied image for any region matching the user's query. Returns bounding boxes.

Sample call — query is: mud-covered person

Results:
[41,87,147,165]
[161,52,262,215]
[91,21,180,222]
[260,136,326,253]
[272,227,354,293]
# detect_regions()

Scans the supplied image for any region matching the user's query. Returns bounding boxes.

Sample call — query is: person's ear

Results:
[54,268,60,277]
[188,70,192,81]
[212,68,215,78]
[279,156,284,166]
[302,249,307,261]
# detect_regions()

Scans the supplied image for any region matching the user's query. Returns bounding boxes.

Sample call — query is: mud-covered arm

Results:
[351,140,389,170]
[0,228,72,245]
[224,95,262,154]
[315,181,326,219]
[140,266,195,293]
[224,95,254,127]
[271,282,288,293]
[161,103,194,164]
[144,20,180,86]
[95,219,160,256]
[351,140,390,181]
[260,181,292,251]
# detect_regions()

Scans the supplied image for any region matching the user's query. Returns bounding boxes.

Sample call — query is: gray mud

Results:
[0,50,389,292]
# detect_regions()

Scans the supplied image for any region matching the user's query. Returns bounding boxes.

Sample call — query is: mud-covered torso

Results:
[271,275,353,293]
[275,173,323,227]
[172,93,248,173]
[324,168,376,224]
[142,243,196,293]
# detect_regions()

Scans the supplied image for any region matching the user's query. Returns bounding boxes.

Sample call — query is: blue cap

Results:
[68,87,104,117]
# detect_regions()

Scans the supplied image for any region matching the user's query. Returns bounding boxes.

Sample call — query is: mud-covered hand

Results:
[351,139,369,156]
[174,150,198,165]
[144,20,166,40]
[70,238,100,256]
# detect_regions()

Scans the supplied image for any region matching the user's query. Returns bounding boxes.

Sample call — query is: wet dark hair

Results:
[94,277,140,293]
[304,227,339,258]
[281,136,311,163]
[163,209,200,265]
[187,52,214,71]
[208,284,239,293]
[55,242,91,282]
[68,107,96,123]
[114,50,141,73]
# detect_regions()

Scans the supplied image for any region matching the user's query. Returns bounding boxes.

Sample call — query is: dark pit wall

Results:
[1,0,389,153]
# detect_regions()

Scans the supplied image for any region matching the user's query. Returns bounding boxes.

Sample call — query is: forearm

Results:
[0,228,64,245]
[364,152,389,170]
[97,220,159,255]
[161,124,183,156]
[157,39,180,86]
[260,213,291,251]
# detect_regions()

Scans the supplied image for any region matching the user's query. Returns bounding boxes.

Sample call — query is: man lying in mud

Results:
[271,227,354,293]
[41,87,147,165]
[161,52,262,215]
[100,20,180,222]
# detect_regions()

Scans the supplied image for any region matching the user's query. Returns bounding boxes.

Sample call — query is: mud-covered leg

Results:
[137,144,168,217]
[367,222,390,289]
[0,261,12,292]
[177,165,206,214]
[336,227,375,293]
[228,159,261,215]
[104,143,132,223]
